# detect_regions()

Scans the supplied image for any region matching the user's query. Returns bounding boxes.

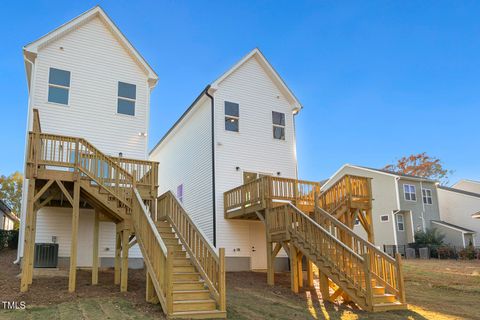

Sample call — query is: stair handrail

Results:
[318,175,371,212]
[314,205,402,300]
[131,189,171,313]
[157,191,226,312]
[271,203,371,301]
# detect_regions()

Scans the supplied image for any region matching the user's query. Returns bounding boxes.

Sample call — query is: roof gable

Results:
[210,48,302,113]
[23,6,158,86]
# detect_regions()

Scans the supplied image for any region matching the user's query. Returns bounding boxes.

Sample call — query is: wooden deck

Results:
[224,174,406,312]
[21,109,226,319]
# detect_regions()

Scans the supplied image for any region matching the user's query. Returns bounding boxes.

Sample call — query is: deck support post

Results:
[27,206,38,285]
[120,228,130,292]
[318,270,330,302]
[290,244,299,293]
[68,181,80,293]
[267,241,274,286]
[92,209,100,285]
[146,270,159,303]
[307,260,314,288]
[297,251,303,289]
[114,231,121,285]
[20,179,36,292]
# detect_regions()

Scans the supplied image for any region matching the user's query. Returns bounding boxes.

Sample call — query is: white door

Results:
[77,211,94,267]
[249,222,267,270]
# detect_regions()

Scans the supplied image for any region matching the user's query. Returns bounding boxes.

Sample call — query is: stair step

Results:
[157,226,173,233]
[163,238,180,245]
[158,232,176,238]
[174,265,196,273]
[373,294,396,304]
[156,221,171,228]
[173,280,206,290]
[174,272,201,281]
[173,289,211,300]
[169,310,226,319]
[173,299,216,312]
[373,286,385,295]
[174,258,193,266]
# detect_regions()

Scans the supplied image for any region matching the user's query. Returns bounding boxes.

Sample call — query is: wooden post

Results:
[114,231,121,285]
[20,179,35,292]
[92,210,100,285]
[318,270,330,302]
[68,181,80,293]
[120,229,129,292]
[290,244,299,293]
[395,253,406,304]
[362,253,373,310]
[267,241,274,286]
[166,246,174,315]
[307,260,314,288]
[27,207,38,285]
[219,248,226,312]
[146,271,159,303]
[297,251,303,289]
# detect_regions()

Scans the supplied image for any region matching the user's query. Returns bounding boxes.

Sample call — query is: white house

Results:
[0,200,19,231]
[452,179,480,194]
[438,185,480,247]
[18,6,158,267]
[149,48,301,271]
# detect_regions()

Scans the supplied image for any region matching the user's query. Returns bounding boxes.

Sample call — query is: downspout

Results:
[15,55,36,265]
[420,181,426,232]
[205,85,217,247]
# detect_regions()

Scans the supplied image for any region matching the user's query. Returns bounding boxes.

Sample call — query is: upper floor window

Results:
[396,213,405,231]
[117,82,136,116]
[225,101,239,132]
[177,184,184,203]
[380,215,389,222]
[403,184,417,201]
[272,111,285,140]
[48,68,70,105]
[422,188,433,205]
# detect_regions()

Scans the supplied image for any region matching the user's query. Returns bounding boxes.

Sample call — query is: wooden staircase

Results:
[21,109,226,319]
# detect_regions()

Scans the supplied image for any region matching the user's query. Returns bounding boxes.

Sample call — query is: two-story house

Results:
[17,6,158,268]
[321,164,475,250]
[149,48,301,271]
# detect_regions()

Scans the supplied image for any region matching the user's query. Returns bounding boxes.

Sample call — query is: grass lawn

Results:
[1,249,479,320]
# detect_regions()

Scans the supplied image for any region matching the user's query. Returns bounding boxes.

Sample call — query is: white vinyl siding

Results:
[30,16,149,159]
[150,97,214,241]
[213,56,297,257]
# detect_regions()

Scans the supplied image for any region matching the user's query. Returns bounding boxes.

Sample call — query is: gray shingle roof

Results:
[431,220,476,233]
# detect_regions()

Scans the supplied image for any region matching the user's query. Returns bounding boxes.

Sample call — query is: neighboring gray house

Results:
[322,165,474,250]
[0,200,19,230]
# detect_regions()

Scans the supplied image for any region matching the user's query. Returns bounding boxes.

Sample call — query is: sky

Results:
[0,1,479,184]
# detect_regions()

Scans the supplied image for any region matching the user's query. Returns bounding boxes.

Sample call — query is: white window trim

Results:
[403,184,417,202]
[380,215,390,222]
[47,68,71,106]
[224,102,240,132]
[117,82,136,116]
[396,213,405,232]
[422,188,433,205]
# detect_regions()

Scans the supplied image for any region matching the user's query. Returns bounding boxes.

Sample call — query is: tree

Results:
[383,152,453,185]
[0,171,23,217]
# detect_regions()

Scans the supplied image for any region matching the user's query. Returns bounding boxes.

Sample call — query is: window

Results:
[225,101,239,132]
[422,189,433,205]
[380,215,389,222]
[177,184,184,203]
[272,111,285,140]
[396,214,405,231]
[354,218,360,226]
[48,68,70,105]
[403,184,417,201]
[117,82,136,116]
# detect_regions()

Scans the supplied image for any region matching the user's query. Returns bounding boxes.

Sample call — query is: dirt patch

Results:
[0,249,163,318]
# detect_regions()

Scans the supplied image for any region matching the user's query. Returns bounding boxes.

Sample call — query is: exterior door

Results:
[249,222,267,270]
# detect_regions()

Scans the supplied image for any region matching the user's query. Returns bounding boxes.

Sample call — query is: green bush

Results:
[459,245,477,260]
[414,228,445,246]
[0,230,19,250]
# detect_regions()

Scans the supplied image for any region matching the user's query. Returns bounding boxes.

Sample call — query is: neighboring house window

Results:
[48,68,70,105]
[272,111,285,140]
[354,218,360,226]
[177,184,184,203]
[225,101,239,132]
[380,215,389,222]
[422,189,433,205]
[403,184,417,201]
[396,213,405,231]
[117,82,136,116]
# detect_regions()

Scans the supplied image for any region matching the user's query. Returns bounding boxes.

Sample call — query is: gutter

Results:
[205,86,217,247]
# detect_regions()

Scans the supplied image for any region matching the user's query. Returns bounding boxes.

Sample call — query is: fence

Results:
[384,244,480,260]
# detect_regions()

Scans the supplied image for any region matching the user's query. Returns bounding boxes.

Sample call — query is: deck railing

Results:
[112,157,158,190]
[224,176,320,215]
[157,191,226,312]
[318,175,371,213]
[314,206,405,303]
